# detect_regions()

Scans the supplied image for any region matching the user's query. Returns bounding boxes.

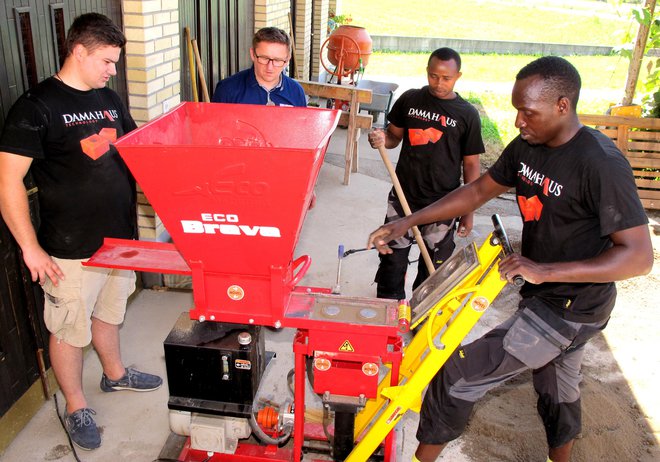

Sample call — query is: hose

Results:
[248,359,293,446]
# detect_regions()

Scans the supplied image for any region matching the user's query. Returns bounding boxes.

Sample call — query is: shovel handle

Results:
[377,144,435,275]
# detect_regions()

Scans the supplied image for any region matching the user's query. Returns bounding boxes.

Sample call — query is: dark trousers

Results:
[375,226,456,300]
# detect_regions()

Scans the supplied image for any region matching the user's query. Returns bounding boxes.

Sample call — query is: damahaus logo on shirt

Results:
[61,109,119,126]
[80,128,117,160]
[407,108,457,127]
[516,162,564,222]
[517,162,563,196]
[409,127,443,146]
[517,195,543,222]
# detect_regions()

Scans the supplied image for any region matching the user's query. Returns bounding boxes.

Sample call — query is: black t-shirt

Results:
[488,126,648,322]
[387,87,484,210]
[0,77,138,259]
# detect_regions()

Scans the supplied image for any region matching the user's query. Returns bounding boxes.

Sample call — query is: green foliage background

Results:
[337,0,655,164]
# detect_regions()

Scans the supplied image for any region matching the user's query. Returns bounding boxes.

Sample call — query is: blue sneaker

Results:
[64,408,101,450]
[100,367,162,392]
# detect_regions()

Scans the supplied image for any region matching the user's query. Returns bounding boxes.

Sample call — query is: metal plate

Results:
[308,294,396,326]
[409,243,479,327]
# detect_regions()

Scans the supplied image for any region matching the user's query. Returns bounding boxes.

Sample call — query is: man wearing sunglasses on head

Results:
[211,27,306,107]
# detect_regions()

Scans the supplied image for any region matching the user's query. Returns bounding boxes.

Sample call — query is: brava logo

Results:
[180,213,281,238]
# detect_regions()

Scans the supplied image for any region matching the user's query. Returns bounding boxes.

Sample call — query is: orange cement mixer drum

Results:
[327,25,372,71]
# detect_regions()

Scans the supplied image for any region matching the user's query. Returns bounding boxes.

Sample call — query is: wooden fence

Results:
[579,114,660,210]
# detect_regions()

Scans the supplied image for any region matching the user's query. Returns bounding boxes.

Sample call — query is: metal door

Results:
[0,0,128,127]
[179,0,254,102]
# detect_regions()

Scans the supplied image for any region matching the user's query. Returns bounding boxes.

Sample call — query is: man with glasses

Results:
[211,27,306,107]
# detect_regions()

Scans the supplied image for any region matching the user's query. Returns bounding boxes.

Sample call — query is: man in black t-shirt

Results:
[368,47,483,300]
[367,57,653,462]
[0,14,161,451]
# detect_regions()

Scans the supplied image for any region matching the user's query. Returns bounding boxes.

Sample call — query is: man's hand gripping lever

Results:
[491,214,525,287]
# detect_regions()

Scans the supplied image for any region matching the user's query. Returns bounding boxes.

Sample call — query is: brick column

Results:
[122,0,182,241]
[311,0,329,81]
[123,0,181,124]
[254,0,291,31]
[294,0,313,80]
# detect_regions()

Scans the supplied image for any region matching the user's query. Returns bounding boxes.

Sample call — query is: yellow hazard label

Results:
[339,340,354,352]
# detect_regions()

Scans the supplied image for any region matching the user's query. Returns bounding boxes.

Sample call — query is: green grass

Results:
[340,0,635,46]
[337,0,650,166]
[365,52,631,90]
[361,51,649,165]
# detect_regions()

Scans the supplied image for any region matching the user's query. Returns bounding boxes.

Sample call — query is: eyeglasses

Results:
[254,54,288,68]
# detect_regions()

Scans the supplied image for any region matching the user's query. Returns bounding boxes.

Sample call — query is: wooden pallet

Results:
[580,114,660,210]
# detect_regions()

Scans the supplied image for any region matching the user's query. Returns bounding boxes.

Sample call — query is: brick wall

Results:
[294,0,313,79]
[254,0,291,31]
[123,0,182,241]
[123,0,181,124]
[311,0,329,81]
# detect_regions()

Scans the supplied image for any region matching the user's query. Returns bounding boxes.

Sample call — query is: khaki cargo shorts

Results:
[43,257,136,347]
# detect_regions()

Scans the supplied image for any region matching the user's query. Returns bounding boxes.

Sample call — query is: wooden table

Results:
[297,80,373,184]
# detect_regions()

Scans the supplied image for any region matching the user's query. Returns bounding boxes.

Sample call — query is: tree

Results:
[620,0,659,116]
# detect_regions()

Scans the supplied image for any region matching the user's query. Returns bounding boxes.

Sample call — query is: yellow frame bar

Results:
[347,233,508,461]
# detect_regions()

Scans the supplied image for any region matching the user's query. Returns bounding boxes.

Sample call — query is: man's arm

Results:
[0,152,64,285]
[368,172,509,252]
[456,154,482,237]
[367,123,404,150]
[498,224,653,285]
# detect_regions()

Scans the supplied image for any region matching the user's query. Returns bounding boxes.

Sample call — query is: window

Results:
[50,4,67,68]
[14,8,38,89]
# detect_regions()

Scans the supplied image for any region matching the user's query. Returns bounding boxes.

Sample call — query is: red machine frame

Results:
[86,102,403,461]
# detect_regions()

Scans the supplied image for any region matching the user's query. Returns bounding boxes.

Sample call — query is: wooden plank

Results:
[617,125,629,153]
[628,130,660,141]
[628,158,660,168]
[579,114,660,129]
[637,189,660,199]
[627,140,660,152]
[338,111,372,129]
[595,128,618,139]
[635,178,660,189]
[343,90,359,185]
[297,80,373,104]
[632,170,660,178]
[641,197,658,209]
[297,81,374,184]
[352,128,362,173]
[626,152,658,164]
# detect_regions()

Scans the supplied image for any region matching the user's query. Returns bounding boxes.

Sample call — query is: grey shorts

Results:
[43,257,136,347]
[417,297,607,448]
